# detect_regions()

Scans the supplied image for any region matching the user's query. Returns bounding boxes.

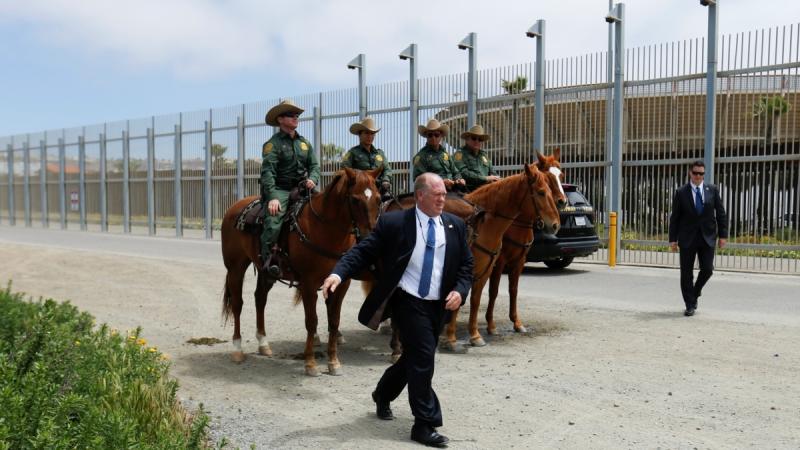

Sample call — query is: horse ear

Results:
[343,167,357,185]
[368,165,384,181]
[553,147,561,161]
[525,163,539,181]
[536,151,547,168]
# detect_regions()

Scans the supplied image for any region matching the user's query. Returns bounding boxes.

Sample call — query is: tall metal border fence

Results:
[1,24,799,273]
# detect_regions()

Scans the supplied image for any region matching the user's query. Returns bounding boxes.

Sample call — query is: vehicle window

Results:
[566,191,589,206]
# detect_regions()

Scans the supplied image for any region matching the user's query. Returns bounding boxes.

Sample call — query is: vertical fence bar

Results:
[23,140,31,227]
[39,139,48,227]
[174,124,183,237]
[704,0,719,184]
[122,130,130,233]
[534,20,546,152]
[237,114,245,200]
[204,120,212,239]
[146,127,155,235]
[6,144,14,225]
[58,137,66,229]
[99,132,107,232]
[610,3,625,262]
[313,106,321,165]
[78,135,87,231]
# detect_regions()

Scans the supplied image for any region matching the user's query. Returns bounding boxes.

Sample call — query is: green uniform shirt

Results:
[341,144,392,184]
[412,145,462,181]
[453,146,496,191]
[260,130,320,200]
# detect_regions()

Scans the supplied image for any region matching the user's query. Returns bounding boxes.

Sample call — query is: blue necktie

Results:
[694,187,704,214]
[418,218,436,298]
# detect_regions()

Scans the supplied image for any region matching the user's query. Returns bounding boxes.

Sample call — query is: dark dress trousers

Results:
[332,207,473,427]
[668,183,728,309]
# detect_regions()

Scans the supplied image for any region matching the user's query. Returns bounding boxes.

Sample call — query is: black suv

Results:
[526,184,600,269]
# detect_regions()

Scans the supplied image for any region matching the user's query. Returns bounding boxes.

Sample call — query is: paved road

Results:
[2,225,797,326]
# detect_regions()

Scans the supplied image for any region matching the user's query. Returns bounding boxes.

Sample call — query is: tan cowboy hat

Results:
[418,119,450,137]
[461,124,490,142]
[264,99,304,126]
[349,117,381,135]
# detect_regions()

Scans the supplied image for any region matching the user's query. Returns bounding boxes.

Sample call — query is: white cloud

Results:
[1,0,798,85]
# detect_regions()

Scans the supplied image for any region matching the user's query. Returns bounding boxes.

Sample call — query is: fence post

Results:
[99,132,107,232]
[23,139,31,227]
[79,134,87,231]
[174,123,183,237]
[608,2,625,264]
[147,127,155,236]
[58,137,66,229]
[122,130,130,233]
[605,0,614,245]
[527,20,546,153]
[237,112,245,200]
[399,43,418,191]
[459,33,477,128]
[204,119,212,239]
[703,0,719,184]
[40,139,48,227]
[6,144,13,225]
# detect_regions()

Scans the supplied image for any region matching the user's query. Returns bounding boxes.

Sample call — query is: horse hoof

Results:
[313,334,322,346]
[231,351,246,363]
[514,325,528,334]
[328,364,343,376]
[470,337,487,347]
[390,353,401,364]
[305,366,321,377]
[258,345,273,357]
[337,335,346,345]
[439,341,467,353]
[486,328,498,336]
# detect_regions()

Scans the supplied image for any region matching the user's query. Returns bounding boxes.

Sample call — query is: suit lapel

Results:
[402,208,417,259]
[441,213,457,283]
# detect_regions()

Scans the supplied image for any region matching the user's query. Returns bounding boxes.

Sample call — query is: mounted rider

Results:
[412,119,465,191]
[341,117,394,200]
[453,124,501,192]
[260,99,320,278]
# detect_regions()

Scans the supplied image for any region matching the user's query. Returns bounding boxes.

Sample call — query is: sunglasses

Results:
[692,171,705,176]
[280,113,300,119]
[427,133,442,138]
[468,136,482,141]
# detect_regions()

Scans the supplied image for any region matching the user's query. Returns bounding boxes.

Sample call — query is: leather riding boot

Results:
[262,245,282,279]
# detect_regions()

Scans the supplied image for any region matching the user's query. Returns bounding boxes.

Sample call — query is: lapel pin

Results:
[448,224,453,229]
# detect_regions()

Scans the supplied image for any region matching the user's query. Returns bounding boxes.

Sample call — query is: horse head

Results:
[332,166,383,241]
[536,148,566,209]
[524,163,560,235]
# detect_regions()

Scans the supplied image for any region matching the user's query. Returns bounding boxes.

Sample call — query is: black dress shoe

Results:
[410,424,449,447]
[684,308,695,316]
[371,391,394,420]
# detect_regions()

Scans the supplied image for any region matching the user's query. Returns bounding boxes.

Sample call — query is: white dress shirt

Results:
[398,207,447,300]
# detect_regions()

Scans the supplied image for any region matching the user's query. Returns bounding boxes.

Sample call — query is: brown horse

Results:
[220,167,383,376]
[384,165,560,353]
[486,149,566,336]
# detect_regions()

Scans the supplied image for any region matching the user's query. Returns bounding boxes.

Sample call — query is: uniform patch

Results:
[300,142,309,152]
[455,152,462,161]
[375,154,383,162]
[482,156,488,164]
[443,153,449,161]
[343,151,352,160]
[414,156,420,164]
[263,142,273,155]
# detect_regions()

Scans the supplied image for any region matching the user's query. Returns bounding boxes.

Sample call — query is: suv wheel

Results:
[543,256,574,270]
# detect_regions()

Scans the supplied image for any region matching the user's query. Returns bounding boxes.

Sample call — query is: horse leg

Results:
[225,266,247,363]
[469,277,490,347]
[442,306,461,352]
[486,261,505,336]
[254,271,274,356]
[299,285,321,377]
[326,278,350,376]
[389,320,402,363]
[508,259,529,333]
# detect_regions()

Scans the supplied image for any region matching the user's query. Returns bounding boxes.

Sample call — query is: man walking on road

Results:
[321,173,473,447]
[669,160,728,316]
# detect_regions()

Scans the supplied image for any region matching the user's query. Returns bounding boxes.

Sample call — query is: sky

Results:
[1,0,798,137]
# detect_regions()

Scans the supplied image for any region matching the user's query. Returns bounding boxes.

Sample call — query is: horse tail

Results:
[221,276,233,325]
[293,289,303,306]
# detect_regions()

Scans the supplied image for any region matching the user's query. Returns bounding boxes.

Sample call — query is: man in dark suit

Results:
[669,160,728,317]
[321,173,473,448]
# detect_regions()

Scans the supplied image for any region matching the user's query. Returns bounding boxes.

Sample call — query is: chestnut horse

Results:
[486,150,566,336]
[384,164,560,354]
[220,167,383,376]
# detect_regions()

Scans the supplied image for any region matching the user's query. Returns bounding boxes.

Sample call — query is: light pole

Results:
[606,2,625,263]
[701,0,719,184]
[347,53,367,120]
[458,32,477,128]
[399,44,418,190]
[526,20,546,153]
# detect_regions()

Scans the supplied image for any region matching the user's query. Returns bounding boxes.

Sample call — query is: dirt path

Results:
[2,242,799,449]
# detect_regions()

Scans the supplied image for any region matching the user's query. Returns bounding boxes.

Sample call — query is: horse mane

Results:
[465,170,532,213]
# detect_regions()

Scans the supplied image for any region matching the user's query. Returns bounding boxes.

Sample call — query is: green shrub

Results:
[0,284,210,449]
